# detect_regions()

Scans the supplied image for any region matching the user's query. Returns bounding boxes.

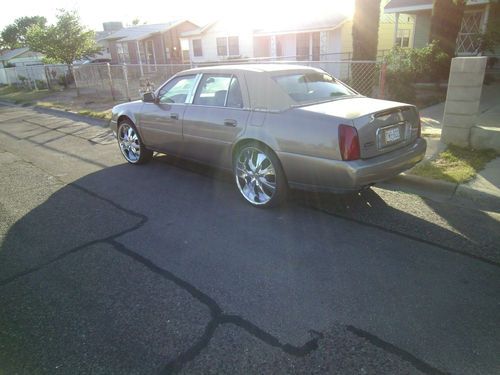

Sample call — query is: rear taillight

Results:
[338,124,360,161]
[417,116,421,138]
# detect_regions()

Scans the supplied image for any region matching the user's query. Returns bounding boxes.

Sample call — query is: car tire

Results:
[233,142,288,208]
[117,120,153,165]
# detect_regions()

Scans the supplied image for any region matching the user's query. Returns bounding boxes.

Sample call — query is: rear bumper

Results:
[277,138,427,193]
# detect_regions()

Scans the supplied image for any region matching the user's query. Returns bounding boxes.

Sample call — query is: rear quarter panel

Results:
[260,108,347,160]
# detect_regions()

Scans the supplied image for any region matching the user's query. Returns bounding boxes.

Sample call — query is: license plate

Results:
[384,127,401,143]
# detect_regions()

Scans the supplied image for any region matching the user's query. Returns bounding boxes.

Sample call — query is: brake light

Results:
[417,116,422,138]
[338,124,360,161]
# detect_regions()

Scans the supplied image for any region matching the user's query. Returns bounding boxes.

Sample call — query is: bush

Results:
[35,79,48,89]
[383,41,451,103]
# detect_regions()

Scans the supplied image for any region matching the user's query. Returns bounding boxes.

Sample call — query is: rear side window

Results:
[273,72,354,105]
[194,74,243,108]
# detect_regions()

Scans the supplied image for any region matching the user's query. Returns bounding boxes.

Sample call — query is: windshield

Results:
[273,72,356,105]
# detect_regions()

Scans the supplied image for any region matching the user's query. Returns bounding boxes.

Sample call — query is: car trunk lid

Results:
[299,97,420,159]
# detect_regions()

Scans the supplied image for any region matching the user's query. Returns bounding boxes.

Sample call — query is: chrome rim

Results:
[118,123,141,163]
[235,147,276,205]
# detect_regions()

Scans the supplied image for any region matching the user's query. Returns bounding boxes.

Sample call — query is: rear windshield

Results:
[273,72,355,105]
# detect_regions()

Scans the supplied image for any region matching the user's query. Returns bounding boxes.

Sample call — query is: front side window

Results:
[158,75,197,104]
[216,38,227,56]
[274,72,355,105]
[193,74,243,108]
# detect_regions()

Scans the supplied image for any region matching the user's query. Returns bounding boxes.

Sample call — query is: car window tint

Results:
[158,75,196,104]
[194,75,231,107]
[226,77,243,108]
[273,72,355,105]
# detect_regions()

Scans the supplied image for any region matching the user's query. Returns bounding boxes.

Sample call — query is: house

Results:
[94,22,124,61]
[384,0,496,55]
[103,20,198,66]
[0,47,44,67]
[180,20,255,63]
[181,2,415,63]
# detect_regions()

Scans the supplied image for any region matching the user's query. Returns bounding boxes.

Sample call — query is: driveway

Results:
[1,104,499,374]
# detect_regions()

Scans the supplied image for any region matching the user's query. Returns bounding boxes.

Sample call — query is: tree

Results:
[430,0,466,57]
[351,0,381,95]
[26,10,101,67]
[352,0,381,61]
[477,0,500,55]
[0,16,46,49]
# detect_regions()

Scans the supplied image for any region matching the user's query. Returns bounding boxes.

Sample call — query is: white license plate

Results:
[384,127,401,143]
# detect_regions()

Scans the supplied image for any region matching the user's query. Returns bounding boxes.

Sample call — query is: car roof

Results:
[174,64,328,112]
[181,63,323,75]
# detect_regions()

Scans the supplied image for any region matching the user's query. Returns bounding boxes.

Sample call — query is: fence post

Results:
[44,66,52,91]
[379,62,387,99]
[74,66,81,96]
[107,63,116,101]
[31,67,38,91]
[123,64,131,101]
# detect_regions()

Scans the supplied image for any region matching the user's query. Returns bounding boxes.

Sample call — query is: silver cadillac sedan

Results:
[110,64,426,207]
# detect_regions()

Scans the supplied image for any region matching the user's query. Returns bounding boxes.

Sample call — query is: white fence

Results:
[72,60,385,101]
[0,64,71,90]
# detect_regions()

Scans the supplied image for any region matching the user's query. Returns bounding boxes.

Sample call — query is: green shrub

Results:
[383,41,451,103]
[35,79,48,89]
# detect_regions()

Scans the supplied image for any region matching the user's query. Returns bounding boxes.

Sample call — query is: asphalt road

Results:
[0,103,499,375]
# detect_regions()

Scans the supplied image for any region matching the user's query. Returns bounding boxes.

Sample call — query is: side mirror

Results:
[142,92,157,103]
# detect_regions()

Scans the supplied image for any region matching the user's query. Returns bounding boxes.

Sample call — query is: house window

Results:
[228,36,239,55]
[296,33,310,60]
[456,10,484,55]
[216,37,240,57]
[217,37,228,56]
[192,39,203,57]
[116,42,130,63]
[146,40,155,64]
[396,29,410,47]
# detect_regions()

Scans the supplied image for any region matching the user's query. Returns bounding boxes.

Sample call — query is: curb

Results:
[380,173,500,212]
[0,100,109,128]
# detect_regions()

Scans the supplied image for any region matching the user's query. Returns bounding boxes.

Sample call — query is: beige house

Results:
[384,0,496,55]
[181,1,416,63]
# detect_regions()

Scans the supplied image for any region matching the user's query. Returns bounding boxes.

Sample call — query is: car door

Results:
[139,74,198,155]
[182,73,249,169]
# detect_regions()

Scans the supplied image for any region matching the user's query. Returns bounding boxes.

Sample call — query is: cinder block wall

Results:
[441,57,487,147]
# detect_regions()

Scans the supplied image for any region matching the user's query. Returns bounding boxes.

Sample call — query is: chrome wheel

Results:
[118,123,141,163]
[235,146,277,206]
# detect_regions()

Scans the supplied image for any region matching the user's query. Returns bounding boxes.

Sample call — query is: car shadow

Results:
[1,154,500,374]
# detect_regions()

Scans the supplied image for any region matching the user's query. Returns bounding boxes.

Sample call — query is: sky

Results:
[0,0,354,32]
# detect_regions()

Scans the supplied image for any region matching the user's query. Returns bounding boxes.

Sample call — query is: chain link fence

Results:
[73,63,192,101]
[72,60,385,101]
[0,64,71,90]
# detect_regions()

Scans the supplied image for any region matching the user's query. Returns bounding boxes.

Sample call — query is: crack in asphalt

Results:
[347,326,450,375]
[108,239,322,374]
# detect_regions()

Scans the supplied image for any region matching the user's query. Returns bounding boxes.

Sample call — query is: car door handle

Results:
[224,119,237,127]
[170,113,179,120]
